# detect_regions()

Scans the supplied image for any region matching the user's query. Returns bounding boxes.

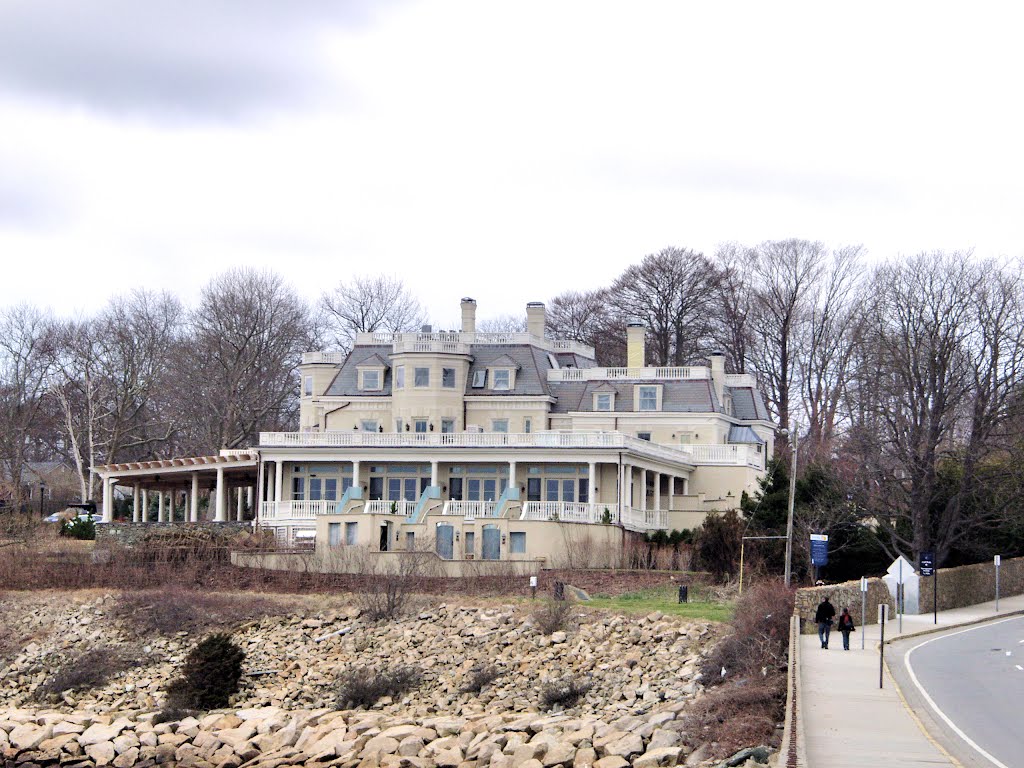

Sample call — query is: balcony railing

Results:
[442,500,498,519]
[685,444,763,468]
[349,331,595,359]
[301,352,347,365]
[548,366,708,382]
[620,506,669,532]
[259,500,337,520]
[520,502,619,524]
[363,500,416,516]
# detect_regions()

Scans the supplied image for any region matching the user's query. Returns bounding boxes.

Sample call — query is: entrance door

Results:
[379,524,389,552]
[436,524,454,559]
[527,478,541,502]
[482,525,501,560]
[369,476,384,501]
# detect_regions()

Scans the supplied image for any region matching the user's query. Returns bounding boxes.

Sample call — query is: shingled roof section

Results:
[728,386,770,420]
[465,345,552,396]
[323,346,395,397]
[549,380,719,414]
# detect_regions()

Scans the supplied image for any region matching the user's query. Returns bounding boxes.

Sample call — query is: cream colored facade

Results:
[93,297,773,569]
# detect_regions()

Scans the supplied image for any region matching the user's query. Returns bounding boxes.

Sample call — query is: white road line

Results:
[1016,665,1023,671]
[904,617,1024,768]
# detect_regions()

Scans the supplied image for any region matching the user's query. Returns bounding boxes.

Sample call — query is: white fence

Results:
[519,502,619,524]
[441,500,498,519]
[363,500,416,516]
[259,500,335,520]
[620,506,669,532]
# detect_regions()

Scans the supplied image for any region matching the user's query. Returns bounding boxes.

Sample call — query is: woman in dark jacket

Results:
[837,608,856,650]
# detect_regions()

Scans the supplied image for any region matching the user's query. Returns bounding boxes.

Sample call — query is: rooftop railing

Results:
[344,331,595,359]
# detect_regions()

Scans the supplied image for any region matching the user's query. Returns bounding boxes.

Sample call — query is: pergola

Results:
[92,451,259,524]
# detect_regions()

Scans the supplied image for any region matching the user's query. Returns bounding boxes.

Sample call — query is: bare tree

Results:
[711,243,753,374]
[0,305,55,512]
[547,288,625,365]
[320,274,425,350]
[177,268,313,451]
[610,247,723,366]
[476,314,525,333]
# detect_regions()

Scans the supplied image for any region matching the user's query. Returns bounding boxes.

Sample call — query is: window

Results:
[442,367,456,388]
[471,370,486,388]
[510,531,526,554]
[395,419,403,433]
[360,419,379,432]
[637,431,652,441]
[464,531,475,557]
[303,376,313,396]
[524,418,532,434]
[679,432,694,444]
[395,366,405,389]
[492,419,509,433]
[414,367,430,387]
[360,369,381,390]
[637,385,659,411]
[441,418,455,433]
[594,393,613,411]
[415,420,428,433]
[491,369,511,390]
[292,477,305,501]
[328,523,341,547]
[406,531,415,549]
[344,521,358,546]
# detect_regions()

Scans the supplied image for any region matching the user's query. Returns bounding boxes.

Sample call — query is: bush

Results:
[336,665,423,709]
[34,648,133,701]
[59,516,96,541]
[460,664,501,694]
[685,678,783,756]
[693,510,743,582]
[532,598,575,635]
[116,586,282,636]
[165,633,245,711]
[540,676,592,709]
[356,552,435,621]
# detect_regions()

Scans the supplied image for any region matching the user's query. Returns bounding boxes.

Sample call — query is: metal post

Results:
[861,577,867,651]
[739,538,746,595]
[879,604,886,689]
[898,558,903,635]
[995,554,1001,611]
[784,427,799,586]
[933,565,938,625]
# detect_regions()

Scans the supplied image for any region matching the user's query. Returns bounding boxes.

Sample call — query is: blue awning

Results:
[727,425,765,445]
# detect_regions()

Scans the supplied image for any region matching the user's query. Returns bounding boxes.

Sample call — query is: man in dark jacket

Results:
[815,596,836,649]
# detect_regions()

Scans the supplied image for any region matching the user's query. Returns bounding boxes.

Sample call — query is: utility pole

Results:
[784,426,799,587]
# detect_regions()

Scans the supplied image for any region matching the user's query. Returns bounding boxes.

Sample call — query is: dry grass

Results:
[460,664,502,694]
[336,665,424,710]
[115,586,286,636]
[685,678,783,756]
[540,676,593,709]
[33,648,137,701]
[531,598,576,635]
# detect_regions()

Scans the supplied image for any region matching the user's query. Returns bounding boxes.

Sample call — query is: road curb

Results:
[882,608,1024,646]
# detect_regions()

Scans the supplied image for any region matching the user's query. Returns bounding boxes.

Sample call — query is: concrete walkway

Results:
[800,593,1024,767]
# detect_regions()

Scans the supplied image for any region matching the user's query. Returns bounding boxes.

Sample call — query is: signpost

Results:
[810,533,829,583]
[878,603,889,689]
[897,558,903,634]
[860,577,868,650]
[920,551,936,625]
[995,555,1001,611]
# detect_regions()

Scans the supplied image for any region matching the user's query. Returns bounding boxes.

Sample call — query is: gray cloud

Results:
[0,1,395,120]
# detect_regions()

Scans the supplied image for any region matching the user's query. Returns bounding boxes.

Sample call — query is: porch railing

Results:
[620,506,669,532]
[259,500,336,520]
[519,502,619,524]
[441,500,498,519]
[363,500,416,516]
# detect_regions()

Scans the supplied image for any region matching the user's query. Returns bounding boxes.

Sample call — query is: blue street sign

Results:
[810,533,829,566]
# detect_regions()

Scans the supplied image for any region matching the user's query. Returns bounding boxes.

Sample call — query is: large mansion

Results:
[93,298,773,570]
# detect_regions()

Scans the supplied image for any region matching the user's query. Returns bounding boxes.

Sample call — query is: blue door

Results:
[482,525,501,560]
[436,524,454,559]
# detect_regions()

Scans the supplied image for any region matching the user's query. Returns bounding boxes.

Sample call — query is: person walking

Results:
[815,596,836,649]
[837,607,856,650]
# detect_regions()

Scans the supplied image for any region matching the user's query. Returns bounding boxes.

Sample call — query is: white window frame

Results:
[594,392,614,411]
[524,417,532,434]
[491,419,509,433]
[509,531,526,554]
[442,367,456,388]
[360,419,379,432]
[395,366,405,389]
[636,385,660,411]
[471,370,486,388]
[303,376,313,397]
[491,368,512,390]
[360,368,382,391]
[414,367,430,387]
[441,418,455,434]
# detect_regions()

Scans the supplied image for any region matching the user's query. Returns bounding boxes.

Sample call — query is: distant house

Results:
[0,461,81,511]
[93,298,773,567]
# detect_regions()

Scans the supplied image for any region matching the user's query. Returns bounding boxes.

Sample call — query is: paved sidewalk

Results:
[800,593,1024,767]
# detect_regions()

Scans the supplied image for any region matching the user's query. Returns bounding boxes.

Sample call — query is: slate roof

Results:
[549,380,719,414]
[727,425,766,444]
[464,345,553,396]
[323,346,395,397]
[728,386,770,420]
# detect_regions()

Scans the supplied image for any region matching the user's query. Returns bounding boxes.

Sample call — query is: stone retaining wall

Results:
[96,522,251,548]
[795,578,894,634]
[919,555,1024,613]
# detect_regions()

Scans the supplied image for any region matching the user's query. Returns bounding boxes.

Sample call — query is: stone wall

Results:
[919,555,1024,613]
[795,578,894,634]
[231,549,545,578]
[96,521,251,548]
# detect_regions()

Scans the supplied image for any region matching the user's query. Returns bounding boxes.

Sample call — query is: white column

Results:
[191,472,200,522]
[215,466,226,522]
[654,472,661,512]
[157,491,165,523]
[431,460,439,488]
[508,461,516,493]
[247,486,253,510]
[274,461,283,502]
[668,475,675,512]
[103,478,115,522]
[588,462,597,506]
[236,487,243,521]
[132,484,140,523]
[352,460,361,492]
[141,488,149,524]
[641,469,648,511]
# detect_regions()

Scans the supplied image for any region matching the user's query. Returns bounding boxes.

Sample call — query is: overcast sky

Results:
[1,1,1021,329]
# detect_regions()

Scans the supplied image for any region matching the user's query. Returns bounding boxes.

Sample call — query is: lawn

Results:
[583,585,734,622]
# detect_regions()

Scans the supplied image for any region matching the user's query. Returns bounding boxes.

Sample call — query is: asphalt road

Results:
[890,616,1024,768]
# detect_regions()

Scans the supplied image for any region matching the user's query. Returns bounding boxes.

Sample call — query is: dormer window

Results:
[594,392,614,411]
[491,369,512,390]
[360,369,382,391]
[472,370,486,388]
[636,385,661,411]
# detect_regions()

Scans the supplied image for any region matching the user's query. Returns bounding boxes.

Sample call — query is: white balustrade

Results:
[520,502,619,524]
[442,500,497,519]
[259,500,337,520]
[301,351,347,365]
[347,332,595,358]
[683,444,762,468]
[363,500,416,516]
[548,366,707,382]
[620,506,668,532]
